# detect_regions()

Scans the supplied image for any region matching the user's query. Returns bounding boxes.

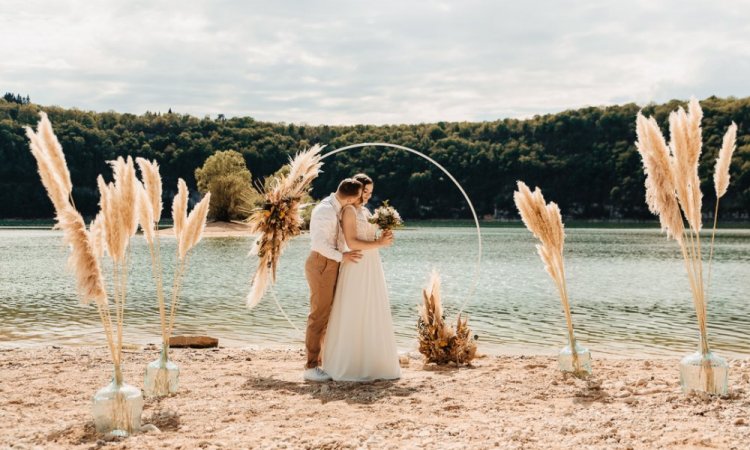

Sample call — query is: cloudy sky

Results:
[2,1,749,125]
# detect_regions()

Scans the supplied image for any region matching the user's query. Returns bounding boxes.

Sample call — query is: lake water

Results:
[0,228,748,358]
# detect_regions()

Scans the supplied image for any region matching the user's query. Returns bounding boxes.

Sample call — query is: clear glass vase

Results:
[92,367,143,436]
[143,345,179,397]
[558,341,592,376]
[679,333,728,395]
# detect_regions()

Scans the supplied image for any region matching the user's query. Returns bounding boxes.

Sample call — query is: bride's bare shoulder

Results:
[341,205,357,217]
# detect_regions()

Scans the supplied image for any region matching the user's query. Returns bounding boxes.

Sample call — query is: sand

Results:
[157,221,257,238]
[0,346,749,449]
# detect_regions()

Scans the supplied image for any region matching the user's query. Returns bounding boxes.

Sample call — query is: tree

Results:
[2,96,748,221]
[194,150,261,221]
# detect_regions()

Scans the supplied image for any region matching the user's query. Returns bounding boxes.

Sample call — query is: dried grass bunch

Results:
[417,271,477,365]
[635,99,738,357]
[134,159,210,351]
[245,144,324,308]
[514,181,586,375]
[27,112,133,383]
[27,112,211,392]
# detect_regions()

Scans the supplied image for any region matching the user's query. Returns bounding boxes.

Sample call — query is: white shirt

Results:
[309,193,346,262]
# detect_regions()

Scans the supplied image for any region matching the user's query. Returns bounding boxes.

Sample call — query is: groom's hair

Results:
[353,173,373,187]
[336,178,363,198]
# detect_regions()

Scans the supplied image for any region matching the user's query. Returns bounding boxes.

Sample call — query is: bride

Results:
[322,173,401,381]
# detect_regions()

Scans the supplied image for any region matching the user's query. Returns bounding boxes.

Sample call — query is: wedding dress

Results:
[322,206,401,381]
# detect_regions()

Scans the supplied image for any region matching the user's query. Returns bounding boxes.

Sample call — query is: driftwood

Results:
[168,335,218,348]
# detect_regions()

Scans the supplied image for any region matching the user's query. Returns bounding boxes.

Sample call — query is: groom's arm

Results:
[310,206,343,262]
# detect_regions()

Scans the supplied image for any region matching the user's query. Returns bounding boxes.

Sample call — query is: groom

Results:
[303,178,363,382]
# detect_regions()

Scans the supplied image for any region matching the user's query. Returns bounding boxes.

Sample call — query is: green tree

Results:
[194,150,261,221]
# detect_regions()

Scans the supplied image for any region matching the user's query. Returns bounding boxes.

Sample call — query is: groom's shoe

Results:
[303,367,332,382]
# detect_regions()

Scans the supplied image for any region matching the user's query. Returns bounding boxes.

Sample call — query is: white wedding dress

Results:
[322,206,401,381]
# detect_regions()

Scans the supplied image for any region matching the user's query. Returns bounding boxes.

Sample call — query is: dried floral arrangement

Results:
[245,144,324,308]
[418,271,477,365]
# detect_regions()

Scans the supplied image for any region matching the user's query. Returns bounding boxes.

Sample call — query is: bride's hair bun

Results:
[353,173,373,186]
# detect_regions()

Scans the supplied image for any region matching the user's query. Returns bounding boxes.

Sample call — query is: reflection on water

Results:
[0,228,748,357]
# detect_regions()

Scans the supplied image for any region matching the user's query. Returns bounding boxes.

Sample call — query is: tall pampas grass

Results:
[417,271,477,365]
[635,99,739,393]
[136,170,210,333]
[707,123,738,289]
[514,181,585,375]
[172,179,188,239]
[246,144,324,308]
[167,189,210,339]
[25,114,105,305]
[95,156,141,376]
[26,112,143,389]
[134,160,210,394]
[136,157,163,222]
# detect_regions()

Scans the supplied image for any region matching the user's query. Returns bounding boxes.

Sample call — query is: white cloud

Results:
[1,0,749,124]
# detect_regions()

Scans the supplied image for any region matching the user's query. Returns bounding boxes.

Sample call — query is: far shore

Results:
[3,218,750,234]
[157,220,257,237]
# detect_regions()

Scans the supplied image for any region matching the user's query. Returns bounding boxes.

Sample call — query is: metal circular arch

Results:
[320,142,482,315]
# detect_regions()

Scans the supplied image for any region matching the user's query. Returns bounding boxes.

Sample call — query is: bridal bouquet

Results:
[368,200,403,231]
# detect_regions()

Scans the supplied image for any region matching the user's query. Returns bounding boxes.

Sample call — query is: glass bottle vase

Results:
[558,341,592,376]
[143,344,179,397]
[92,367,143,436]
[679,333,728,395]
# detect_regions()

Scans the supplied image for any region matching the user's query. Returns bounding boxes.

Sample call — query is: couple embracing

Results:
[303,173,401,382]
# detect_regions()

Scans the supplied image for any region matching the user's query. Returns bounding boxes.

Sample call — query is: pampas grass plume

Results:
[24,125,69,212]
[137,183,155,245]
[110,156,140,237]
[635,112,685,242]
[97,175,127,262]
[38,112,73,196]
[513,181,565,258]
[25,112,106,306]
[246,265,269,308]
[179,193,211,259]
[421,270,443,323]
[668,100,703,232]
[89,213,106,259]
[58,207,108,305]
[714,122,737,199]
[136,157,163,222]
[172,179,188,240]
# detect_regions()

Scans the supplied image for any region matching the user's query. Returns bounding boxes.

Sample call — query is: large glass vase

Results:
[92,367,143,436]
[143,344,179,397]
[558,341,592,376]
[679,333,728,395]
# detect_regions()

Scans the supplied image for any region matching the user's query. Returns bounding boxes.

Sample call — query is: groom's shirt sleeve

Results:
[310,205,343,262]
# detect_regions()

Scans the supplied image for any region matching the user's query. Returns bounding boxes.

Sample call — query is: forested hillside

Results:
[1,94,748,220]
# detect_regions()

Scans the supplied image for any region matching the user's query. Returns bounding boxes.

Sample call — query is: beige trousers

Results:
[304,251,340,369]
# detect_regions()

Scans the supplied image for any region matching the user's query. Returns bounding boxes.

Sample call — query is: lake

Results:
[0,227,748,358]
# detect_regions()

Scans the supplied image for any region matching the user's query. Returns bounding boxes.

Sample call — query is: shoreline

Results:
[3,341,749,361]
[4,219,750,231]
[1,346,748,449]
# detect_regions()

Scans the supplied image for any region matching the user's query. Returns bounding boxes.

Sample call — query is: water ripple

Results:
[0,228,748,357]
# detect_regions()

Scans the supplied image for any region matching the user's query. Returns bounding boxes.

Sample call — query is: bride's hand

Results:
[378,231,394,247]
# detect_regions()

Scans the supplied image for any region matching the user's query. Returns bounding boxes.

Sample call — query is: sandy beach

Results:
[157,221,257,238]
[1,346,748,449]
